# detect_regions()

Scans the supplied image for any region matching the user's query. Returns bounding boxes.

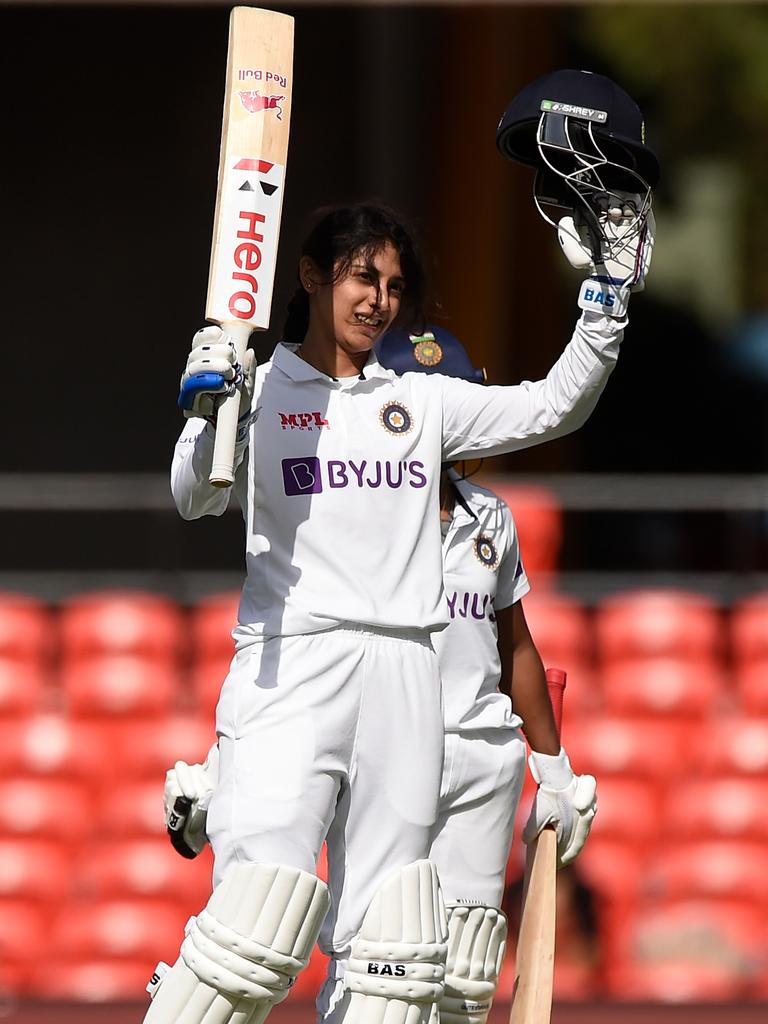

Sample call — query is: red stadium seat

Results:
[698,716,768,775]
[563,715,695,782]
[734,660,768,714]
[0,714,110,781]
[0,659,47,717]
[604,899,767,1000]
[576,839,646,906]
[100,779,169,838]
[646,840,768,903]
[29,959,153,1001]
[49,898,187,963]
[479,482,563,582]
[0,592,52,663]
[518,592,597,713]
[664,777,768,839]
[61,655,181,717]
[76,839,213,905]
[191,591,240,662]
[112,715,215,778]
[60,591,185,661]
[0,900,49,968]
[191,658,231,717]
[0,838,73,901]
[587,777,660,848]
[0,777,93,842]
[600,657,724,717]
[730,592,768,664]
[595,590,722,665]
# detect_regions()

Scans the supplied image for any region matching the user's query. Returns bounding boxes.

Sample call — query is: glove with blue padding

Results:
[558,192,655,318]
[178,327,256,433]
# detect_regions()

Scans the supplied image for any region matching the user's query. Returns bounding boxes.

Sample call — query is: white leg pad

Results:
[339,860,448,1024]
[439,903,507,1024]
[143,862,331,1024]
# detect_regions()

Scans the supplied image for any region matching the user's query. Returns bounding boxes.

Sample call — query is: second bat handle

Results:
[209,320,253,487]
[545,667,567,741]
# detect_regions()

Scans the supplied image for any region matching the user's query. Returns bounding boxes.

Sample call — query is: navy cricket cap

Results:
[496,68,660,187]
[376,326,485,384]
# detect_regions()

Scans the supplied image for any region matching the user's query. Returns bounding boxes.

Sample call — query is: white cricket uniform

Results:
[170,311,623,961]
[429,474,529,909]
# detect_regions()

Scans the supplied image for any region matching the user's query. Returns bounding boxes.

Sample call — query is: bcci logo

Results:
[411,332,443,368]
[380,402,413,436]
[474,535,499,569]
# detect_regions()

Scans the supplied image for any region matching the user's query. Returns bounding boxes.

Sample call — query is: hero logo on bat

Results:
[211,158,286,327]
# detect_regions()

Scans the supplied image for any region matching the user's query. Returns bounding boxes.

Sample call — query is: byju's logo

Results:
[282,457,322,495]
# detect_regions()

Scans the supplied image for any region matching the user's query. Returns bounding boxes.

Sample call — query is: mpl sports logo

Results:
[207,156,285,329]
[282,457,428,496]
[279,412,329,431]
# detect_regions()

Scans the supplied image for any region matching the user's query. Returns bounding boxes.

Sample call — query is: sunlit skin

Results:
[297,242,406,378]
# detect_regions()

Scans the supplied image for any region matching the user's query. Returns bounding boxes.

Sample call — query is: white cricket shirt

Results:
[436,474,529,732]
[171,311,623,640]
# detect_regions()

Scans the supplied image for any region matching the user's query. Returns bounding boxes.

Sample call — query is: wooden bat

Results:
[206,6,294,486]
[509,667,566,1024]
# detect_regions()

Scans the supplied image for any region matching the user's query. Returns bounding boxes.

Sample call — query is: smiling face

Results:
[300,243,405,376]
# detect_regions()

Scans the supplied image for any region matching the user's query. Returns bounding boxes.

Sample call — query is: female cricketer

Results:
[149,200,643,1024]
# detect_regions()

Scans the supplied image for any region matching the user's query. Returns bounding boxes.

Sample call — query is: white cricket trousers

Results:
[429,728,527,908]
[206,623,444,957]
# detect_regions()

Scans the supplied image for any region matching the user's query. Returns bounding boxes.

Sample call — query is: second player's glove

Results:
[558,191,656,318]
[164,743,219,859]
[523,747,597,868]
[178,326,257,437]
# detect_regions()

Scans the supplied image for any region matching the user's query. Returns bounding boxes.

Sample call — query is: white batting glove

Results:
[558,192,656,318]
[178,326,256,430]
[523,748,597,868]
[164,743,219,859]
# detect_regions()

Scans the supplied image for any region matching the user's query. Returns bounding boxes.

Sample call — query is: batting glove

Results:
[558,192,656,318]
[178,326,256,432]
[523,747,597,868]
[164,742,219,859]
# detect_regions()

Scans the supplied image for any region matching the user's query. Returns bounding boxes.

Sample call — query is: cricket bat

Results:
[509,667,567,1024]
[206,6,294,486]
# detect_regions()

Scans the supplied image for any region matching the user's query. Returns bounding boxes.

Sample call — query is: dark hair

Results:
[282,202,428,344]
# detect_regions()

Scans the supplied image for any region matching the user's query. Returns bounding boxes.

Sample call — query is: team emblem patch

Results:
[380,402,413,435]
[413,337,443,367]
[474,535,498,569]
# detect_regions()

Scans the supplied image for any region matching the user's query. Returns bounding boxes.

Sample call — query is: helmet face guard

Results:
[496,70,658,265]
[533,108,653,265]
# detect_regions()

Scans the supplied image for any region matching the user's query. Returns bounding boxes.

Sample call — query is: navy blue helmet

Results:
[376,325,485,384]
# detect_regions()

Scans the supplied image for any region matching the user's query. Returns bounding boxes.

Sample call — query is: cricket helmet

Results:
[376,326,485,384]
[496,69,658,265]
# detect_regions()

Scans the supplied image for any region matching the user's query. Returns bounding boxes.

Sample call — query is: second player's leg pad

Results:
[440,903,508,1024]
[345,860,448,1004]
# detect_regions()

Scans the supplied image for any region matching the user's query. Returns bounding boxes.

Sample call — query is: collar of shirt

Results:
[447,470,478,527]
[272,342,395,386]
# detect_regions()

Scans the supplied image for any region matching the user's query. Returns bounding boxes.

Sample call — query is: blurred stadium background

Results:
[2,0,768,1020]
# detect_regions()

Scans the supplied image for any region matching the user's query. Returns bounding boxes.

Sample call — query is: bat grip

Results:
[209,320,253,488]
[545,667,567,742]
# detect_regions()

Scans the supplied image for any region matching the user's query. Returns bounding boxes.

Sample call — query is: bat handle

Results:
[209,320,254,487]
[545,667,567,742]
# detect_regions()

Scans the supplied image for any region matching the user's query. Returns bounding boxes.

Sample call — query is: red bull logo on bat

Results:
[238,90,286,120]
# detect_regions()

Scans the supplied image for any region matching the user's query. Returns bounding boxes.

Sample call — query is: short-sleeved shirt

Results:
[435,475,529,732]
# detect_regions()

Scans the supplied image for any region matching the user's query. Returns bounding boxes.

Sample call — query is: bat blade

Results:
[509,667,567,1024]
[509,829,557,1024]
[206,6,294,486]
